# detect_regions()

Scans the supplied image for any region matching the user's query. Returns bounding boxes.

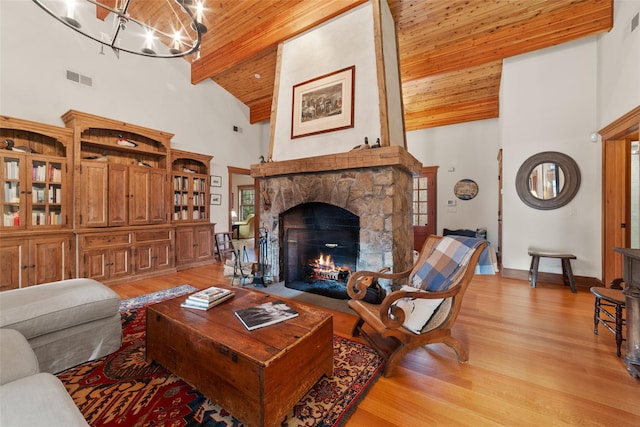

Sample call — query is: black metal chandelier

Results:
[32,0,207,58]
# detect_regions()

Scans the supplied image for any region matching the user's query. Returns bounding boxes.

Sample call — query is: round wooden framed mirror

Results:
[515,151,581,210]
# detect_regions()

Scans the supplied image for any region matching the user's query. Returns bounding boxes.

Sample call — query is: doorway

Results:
[227,166,257,243]
[601,106,640,285]
[412,166,438,251]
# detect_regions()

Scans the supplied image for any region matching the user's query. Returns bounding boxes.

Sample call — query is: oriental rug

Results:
[57,285,384,426]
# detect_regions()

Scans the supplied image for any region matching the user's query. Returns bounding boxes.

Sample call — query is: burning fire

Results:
[310,253,350,282]
[317,253,335,270]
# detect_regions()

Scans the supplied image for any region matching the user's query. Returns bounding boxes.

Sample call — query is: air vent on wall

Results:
[66,70,93,87]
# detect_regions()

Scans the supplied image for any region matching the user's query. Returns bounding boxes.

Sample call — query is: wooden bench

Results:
[528,250,577,293]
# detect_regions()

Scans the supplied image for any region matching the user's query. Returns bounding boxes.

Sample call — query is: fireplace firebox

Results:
[282,202,358,299]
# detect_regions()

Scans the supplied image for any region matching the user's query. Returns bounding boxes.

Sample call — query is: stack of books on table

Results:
[181,286,234,310]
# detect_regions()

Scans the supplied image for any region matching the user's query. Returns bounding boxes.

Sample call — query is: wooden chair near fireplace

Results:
[346,235,487,377]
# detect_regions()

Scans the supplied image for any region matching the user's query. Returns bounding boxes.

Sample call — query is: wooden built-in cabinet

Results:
[171,149,212,223]
[63,110,176,285]
[1,112,219,288]
[0,116,75,290]
[77,226,175,284]
[62,110,171,228]
[0,234,74,291]
[171,149,216,270]
[175,223,216,270]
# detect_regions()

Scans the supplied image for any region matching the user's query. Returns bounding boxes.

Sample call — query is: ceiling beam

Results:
[191,0,367,84]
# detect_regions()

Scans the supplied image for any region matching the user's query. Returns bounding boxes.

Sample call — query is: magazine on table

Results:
[181,292,234,310]
[188,286,233,303]
[234,300,299,331]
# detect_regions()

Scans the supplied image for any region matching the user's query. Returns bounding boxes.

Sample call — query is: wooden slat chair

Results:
[347,235,487,377]
[214,232,236,262]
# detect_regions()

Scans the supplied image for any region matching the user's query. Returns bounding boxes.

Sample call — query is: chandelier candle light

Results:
[32,0,207,58]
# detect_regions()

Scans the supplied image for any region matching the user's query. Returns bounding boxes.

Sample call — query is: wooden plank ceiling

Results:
[186,0,612,131]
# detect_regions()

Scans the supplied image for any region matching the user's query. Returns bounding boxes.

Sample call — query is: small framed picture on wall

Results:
[210,194,221,205]
[210,175,222,187]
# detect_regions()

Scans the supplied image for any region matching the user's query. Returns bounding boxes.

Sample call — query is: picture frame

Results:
[210,193,221,205]
[210,175,222,187]
[291,65,355,139]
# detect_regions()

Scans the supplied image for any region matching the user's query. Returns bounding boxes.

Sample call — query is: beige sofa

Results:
[0,329,89,426]
[0,278,122,426]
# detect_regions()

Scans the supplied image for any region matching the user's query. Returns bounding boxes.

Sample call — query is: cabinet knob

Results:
[29,264,35,269]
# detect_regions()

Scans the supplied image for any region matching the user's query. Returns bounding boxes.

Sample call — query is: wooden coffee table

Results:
[146,285,333,427]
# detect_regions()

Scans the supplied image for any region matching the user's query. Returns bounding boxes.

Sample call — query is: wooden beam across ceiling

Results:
[186,0,612,129]
[191,0,367,84]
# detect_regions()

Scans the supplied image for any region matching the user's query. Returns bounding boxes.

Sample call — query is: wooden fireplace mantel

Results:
[250,146,423,178]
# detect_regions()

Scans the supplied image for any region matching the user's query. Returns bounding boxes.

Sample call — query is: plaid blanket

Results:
[410,236,485,292]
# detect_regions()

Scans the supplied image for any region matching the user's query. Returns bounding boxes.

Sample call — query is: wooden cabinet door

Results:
[135,245,153,274]
[129,166,150,226]
[80,162,109,227]
[109,164,129,226]
[0,240,26,291]
[194,225,213,261]
[111,246,133,279]
[175,227,195,265]
[30,236,67,286]
[155,241,174,271]
[148,169,166,224]
[83,249,109,282]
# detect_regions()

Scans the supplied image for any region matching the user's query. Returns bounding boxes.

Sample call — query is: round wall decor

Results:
[454,179,478,200]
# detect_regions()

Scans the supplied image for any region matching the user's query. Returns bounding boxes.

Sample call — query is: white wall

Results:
[406,119,500,250]
[0,0,267,232]
[597,0,640,128]
[405,0,639,281]
[500,38,601,278]
[406,36,614,279]
[271,3,384,160]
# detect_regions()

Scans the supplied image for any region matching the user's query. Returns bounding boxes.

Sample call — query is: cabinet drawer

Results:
[136,229,172,243]
[83,233,132,248]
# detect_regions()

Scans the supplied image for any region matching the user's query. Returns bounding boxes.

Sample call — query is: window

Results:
[413,176,430,227]
[239,186,255,221]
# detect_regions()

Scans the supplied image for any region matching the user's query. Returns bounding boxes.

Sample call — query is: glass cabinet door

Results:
[2,156,24,228]
[192,176,207,220]
[173,174,208,221]
[173,175,189,220]
[30,158,63,227]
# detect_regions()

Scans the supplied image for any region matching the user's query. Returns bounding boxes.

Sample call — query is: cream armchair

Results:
[236,214,255,239]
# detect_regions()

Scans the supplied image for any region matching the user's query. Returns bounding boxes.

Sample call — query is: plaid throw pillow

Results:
[410,236,484,292]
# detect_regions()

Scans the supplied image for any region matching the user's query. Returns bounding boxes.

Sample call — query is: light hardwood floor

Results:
[110,261,640,426]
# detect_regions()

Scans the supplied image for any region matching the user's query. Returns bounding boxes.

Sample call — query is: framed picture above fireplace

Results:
[291,66,355,139]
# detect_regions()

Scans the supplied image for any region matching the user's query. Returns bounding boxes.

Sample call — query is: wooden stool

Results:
[590,279,626,357]
[528,250,577,293]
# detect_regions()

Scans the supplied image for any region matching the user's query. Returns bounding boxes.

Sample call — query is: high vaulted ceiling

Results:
[188,0,612,131]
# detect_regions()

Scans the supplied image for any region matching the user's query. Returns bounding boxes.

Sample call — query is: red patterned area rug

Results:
[57,285,384,427]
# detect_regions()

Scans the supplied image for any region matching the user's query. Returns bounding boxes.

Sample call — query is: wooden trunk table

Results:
[146,285,334,427]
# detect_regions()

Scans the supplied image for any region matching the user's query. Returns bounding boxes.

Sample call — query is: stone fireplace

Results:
[282,202,359,297]
[251,146,422,291]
